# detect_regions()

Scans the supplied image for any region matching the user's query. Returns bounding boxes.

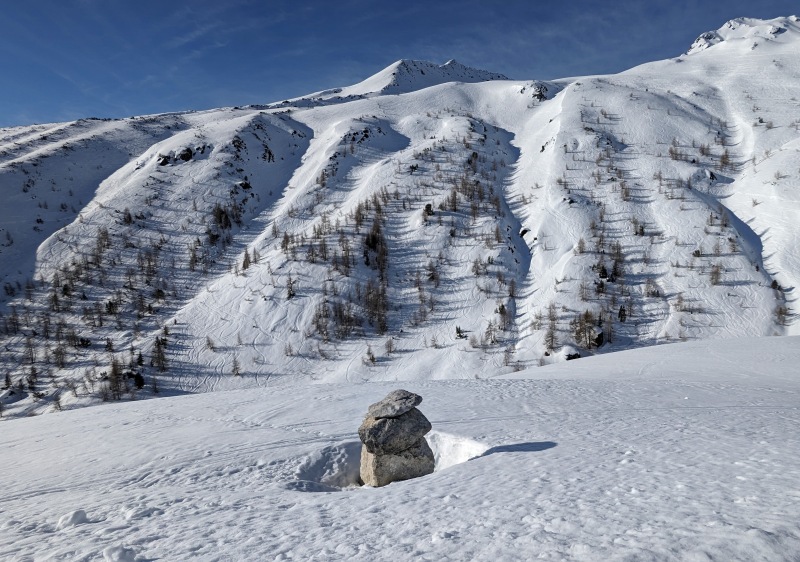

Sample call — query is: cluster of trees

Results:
[0,116,300,414]
[0,175,199,409]
[268,116,522,362]
[308,208,391,340]
[538,93,795,358]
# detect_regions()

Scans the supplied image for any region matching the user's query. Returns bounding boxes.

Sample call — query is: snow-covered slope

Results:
[1,16,799,418]
[1,337,798,560]
[335,58,509,97]
[686,15,800,54]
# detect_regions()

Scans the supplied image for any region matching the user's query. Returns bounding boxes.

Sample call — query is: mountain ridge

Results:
[0,16,798,417]
[302,58,509,101]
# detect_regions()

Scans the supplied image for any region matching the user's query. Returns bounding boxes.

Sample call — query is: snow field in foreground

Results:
[1,337,798,561]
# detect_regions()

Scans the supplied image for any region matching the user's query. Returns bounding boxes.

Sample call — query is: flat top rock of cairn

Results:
[366,389,422,419]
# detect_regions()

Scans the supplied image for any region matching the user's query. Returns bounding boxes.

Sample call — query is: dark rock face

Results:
[178,147,193,161]
[358,389,435,487]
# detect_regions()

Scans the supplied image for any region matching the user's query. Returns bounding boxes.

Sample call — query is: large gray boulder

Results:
[358,389,435,487]
[360,437,435,487]
[358,407,431,455]
[367,389,422,419]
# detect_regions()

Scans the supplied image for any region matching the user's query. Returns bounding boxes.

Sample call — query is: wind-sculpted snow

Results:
[686,15,800,55]
[0,338,798,560]
[0,17,799,418]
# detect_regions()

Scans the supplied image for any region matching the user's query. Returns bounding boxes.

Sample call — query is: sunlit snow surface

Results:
[2,337,799,561]
[2,17,800,559]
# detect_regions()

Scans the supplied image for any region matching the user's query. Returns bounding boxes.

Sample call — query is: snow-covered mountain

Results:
[312,58,509,99]
[685,15,800,54]
[1,16,799,418]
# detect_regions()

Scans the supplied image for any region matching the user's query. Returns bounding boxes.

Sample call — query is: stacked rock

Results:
[358,389,435,487]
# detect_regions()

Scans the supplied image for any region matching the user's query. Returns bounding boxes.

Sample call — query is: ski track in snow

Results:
[1,338,800,560]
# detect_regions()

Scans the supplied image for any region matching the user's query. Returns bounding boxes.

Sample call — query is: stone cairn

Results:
[358,389,435,487]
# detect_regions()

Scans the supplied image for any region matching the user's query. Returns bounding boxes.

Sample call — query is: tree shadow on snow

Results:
[478,441,557,457]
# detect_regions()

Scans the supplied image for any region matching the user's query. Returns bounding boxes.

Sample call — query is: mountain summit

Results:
[314,59,508,99]
[685,15,800,54]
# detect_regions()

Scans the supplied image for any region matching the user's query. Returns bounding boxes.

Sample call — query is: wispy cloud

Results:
[4,0,799,127]
[166,22,223,49]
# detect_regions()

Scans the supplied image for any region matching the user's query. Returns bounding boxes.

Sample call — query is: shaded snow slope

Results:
[1,337,798,560]
[1,16,799,418]
[0,115,190,285]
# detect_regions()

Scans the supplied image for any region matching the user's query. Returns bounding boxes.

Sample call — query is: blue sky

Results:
[1,0,797,127]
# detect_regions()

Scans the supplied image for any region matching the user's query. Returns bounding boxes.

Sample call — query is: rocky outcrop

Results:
[358,390,435,487]
[178,147,193,161]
